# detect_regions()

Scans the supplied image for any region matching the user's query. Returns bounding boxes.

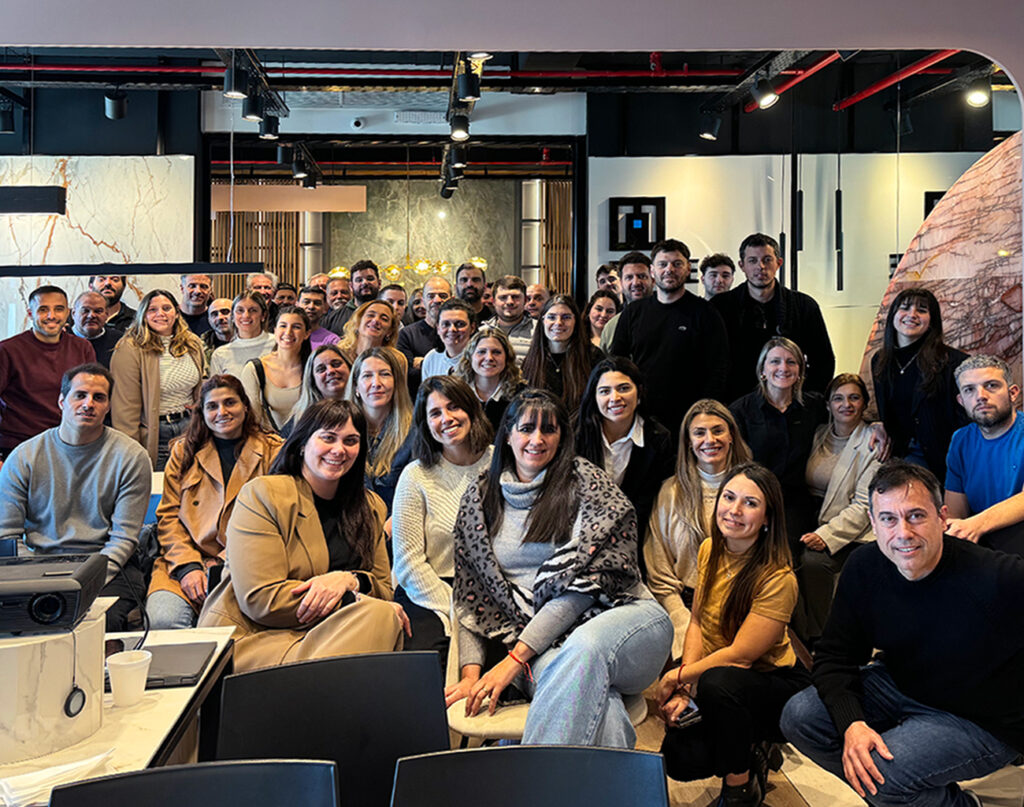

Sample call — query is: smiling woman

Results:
[197,398,408,672]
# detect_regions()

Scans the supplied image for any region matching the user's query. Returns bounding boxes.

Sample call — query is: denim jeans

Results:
[156,417,190,472]
[521,597,672,748]
[781,664,1019,807]
[146,589,198,629]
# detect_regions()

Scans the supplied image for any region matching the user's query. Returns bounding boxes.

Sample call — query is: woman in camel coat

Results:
[198,398,410,672]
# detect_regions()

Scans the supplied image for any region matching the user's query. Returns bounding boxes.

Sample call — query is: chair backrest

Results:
[0,537,17,557]
[391,746,669,807]
[216,652,449,807]
[50,759,337,807]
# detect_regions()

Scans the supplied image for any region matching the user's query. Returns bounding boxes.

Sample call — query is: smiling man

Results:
[179,273,213,336]
[298,286,341,351]
[70,290,123,368]
[0,362,152,630]
[609,238,729,436]
[944,355,1024,555]
[782,460,1024,807]
[483,275,534,365]
[0,286,96,457]
[421,299,476,381]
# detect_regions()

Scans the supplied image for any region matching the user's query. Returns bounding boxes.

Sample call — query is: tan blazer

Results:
[110,337,205,465]
[148,431,284,606]
[197,474,400,671]
[814,421,881,555]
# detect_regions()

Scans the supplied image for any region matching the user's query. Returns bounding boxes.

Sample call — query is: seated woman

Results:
[575,357,675,548]
[645,399,752,660]
[337,300,401,365]
[392,375,494,668]
[583,289,621,349]
[729,337,827,547]
[198,399,410,672]
[239,306,310,433]
[445,389,673,748]
[796,373,881,646]
[347,346,414,513]
[209,291,275,377]
[146,375,283,629]
[282,344,352,437]
[453,326,525,431]
[658,463,809,807]
[522,294,603,414]
[870,287,968,480]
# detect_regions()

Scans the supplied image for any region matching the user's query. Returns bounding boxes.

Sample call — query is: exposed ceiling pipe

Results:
[742,51,841,112]
[832,49,960,111]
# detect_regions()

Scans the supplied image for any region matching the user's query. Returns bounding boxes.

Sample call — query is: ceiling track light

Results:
[468,51,493,61]
[302,174,318,189]
[104,89,127,120]
[292,158,308,179]
[751,76,779,110]
[698,112,722,141]
[450,113,470,142]
[440,185,455,199]
[259,115,280,140]
[450,145,468,168]
[0,99,15,134]
[965,76,991,108]
[223,64,249,100]
[242,92,265,122]
[457,63,481,102]
[277,145,293,165]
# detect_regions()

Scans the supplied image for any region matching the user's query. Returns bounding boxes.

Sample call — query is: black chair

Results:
[390,746,670,807]
[216,652,449,807]
[0,537,17,557]
[50,759,338,807]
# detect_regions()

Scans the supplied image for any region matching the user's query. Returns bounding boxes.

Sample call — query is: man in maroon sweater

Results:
[0,285,95,458]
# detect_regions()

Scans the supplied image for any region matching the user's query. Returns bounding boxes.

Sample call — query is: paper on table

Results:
[0,749,113,807]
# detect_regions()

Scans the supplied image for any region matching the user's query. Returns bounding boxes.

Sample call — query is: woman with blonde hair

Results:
[346,346,414,512]
[111,289,206,470]
[453,326,525,430]
[337,300,400,364]
[646,399,752,659]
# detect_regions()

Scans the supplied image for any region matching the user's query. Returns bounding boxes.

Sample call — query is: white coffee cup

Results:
[107,649,152,707]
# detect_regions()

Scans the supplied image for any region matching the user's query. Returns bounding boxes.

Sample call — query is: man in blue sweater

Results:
[781,461,1024,806]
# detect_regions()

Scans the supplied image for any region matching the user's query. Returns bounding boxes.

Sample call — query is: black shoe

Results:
[710,775,763,807]
[751,741,783,795]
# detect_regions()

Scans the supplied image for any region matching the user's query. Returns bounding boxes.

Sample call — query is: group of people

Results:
[2,237,1023,807]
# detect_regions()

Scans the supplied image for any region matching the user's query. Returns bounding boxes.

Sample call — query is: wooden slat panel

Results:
[210,210,302,299]
[543,180,572,295]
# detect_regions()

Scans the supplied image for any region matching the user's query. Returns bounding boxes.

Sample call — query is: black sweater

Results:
[813,537,1024,752]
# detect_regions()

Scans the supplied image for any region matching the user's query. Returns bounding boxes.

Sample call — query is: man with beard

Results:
[944,355,1024,555]
[89,274,136,332]
[610,238,728,437]
[326,276,351,310]
[70,291,122,368]
[455,262,492,325]
[323,260,381,334]
[483,275,534,365]
[298,286,340,351]
[396,275,450,374]
[179,273,213,336]
[600,251,653,351]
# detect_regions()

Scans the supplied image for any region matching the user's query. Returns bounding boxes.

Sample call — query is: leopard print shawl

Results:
[453,456,642,649]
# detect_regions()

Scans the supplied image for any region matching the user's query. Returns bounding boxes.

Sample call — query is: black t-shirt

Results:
[182,310,212,336]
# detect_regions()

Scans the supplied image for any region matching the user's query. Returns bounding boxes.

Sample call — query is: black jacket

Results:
[619,416,677,546]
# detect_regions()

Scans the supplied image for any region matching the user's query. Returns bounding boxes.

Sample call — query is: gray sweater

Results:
[0,427,152,583]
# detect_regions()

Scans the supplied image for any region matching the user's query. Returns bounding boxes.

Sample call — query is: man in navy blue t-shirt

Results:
[945,354,1024,554]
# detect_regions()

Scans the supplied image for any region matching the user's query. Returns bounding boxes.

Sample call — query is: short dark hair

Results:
[699,253,735,274]
[868,460,944,515]
[739,233,781,263]
[455,262,485,283]
[650,239,691,261]
[298,286,326,301]
[438,298,475,321]
[617,252,652,269]
[29,285,68,306]
[60,362,114,398]
[493,275,526,294]
[595,262,618,280]
[378,284,407,298]
[88,275,126,285]
[350,259,380,278]
[411,375,493,469]
[275,282,298,294]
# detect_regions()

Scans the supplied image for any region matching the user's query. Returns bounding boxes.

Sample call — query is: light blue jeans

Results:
[521,598,672,748]
[146,589,198,629]
[781,664,1019,807]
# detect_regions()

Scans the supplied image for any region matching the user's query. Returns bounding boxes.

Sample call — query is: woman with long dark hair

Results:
[111,289,206,470]
[575,356,675,545]
[870,287,968,479]
[445,389,672,747]
[521,294,603,413]
[146,375,283,629]
[391,375,494,668]
[658,463,809,807]
[198,398,409,672]
[239,305,310,433]
[583,289,621,349]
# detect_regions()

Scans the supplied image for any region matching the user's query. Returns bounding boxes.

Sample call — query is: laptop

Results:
[104,641,218,691]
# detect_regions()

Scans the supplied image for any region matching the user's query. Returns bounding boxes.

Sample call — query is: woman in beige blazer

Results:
[798,373,882,645]
[110,289,205,469]
[146,374,283,629]
[198,398,410,672]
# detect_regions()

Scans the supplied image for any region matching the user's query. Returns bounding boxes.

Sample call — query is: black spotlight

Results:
[698,112,721,141]
[450,113,470,142]
[242,92,265,122]
[292,159,309,179]
[104,90,127,120]
[450,145,468,168]
[302,174,317,189]
[0,100,14,134]
[457,68,481,102]
[277,145,293,164]
[260,115,280,140]
[223,66,249,99]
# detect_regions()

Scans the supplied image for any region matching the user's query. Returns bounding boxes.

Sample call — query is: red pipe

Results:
[832,49,960,111]
[743,51,841,113]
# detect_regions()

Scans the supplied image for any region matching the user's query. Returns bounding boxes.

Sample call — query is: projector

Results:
[0,554,106,634]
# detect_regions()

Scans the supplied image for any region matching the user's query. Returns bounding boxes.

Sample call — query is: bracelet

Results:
[676,662,687,691]
[508,650,535,683]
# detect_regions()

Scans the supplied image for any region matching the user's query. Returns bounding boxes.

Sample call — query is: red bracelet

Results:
[676,662,687,691]
[508,650,534,683]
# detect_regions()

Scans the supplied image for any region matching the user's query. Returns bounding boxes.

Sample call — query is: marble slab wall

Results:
[325,179,517,286]
[0,155,194,337]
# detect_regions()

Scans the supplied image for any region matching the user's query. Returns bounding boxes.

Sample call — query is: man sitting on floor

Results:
[782,460,1024,807]
[0,362,152,630]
